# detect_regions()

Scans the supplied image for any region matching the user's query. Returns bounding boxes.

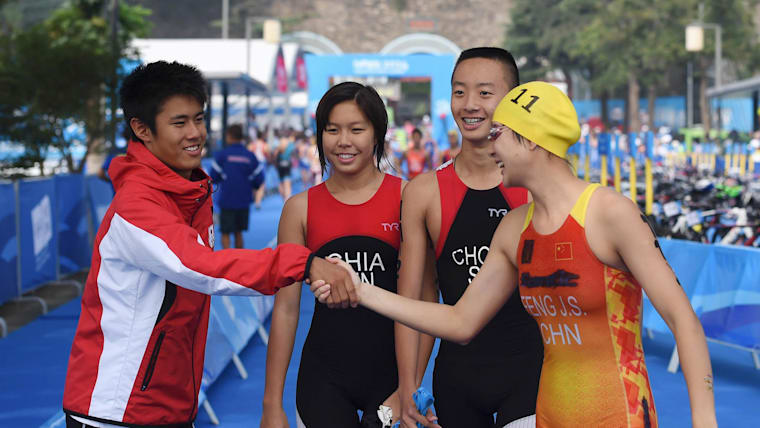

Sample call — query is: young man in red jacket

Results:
[63,61,356,428]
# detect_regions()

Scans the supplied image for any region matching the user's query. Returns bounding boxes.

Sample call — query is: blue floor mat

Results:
[0,298,80,427]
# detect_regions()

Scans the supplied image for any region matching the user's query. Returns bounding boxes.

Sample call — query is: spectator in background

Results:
[423,129,438,170]
[297,133,314,187]
[248,130,270,210]
[750,130,760,165]
[210,123,264,249]
[97,127,130,194]
[750,130,760,149]
[387,127,404,172]
[308,133,324,186]
[274,131,295,201]
[438,129,461,166]
[405,128,428,179]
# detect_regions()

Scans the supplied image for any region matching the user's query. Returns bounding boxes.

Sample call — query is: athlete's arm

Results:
[416,246,438,385]
[112,188,310,296]
[394,177,440,427]
[318,209,522,347]
[599,192,717,428]
[262,192,307,428]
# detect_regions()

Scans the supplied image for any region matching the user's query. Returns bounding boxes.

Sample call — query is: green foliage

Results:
[699,0,760,78]
[506,0,600,86]
[506,0,758,94]
[0,0,150,174]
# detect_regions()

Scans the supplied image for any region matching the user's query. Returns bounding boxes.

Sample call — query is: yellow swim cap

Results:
[492,81,581,159]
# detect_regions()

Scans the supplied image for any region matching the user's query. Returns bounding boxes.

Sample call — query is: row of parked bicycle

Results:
[621,165,760,247]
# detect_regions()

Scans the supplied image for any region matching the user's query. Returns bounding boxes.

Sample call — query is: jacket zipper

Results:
[189,180,212,225]
[190,312,199,420]
[141,331,165,391]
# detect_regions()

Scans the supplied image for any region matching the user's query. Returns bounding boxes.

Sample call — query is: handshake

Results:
[307,257,364,308]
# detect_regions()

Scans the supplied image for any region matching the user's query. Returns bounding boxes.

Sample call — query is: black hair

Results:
[226,124,244,142]
[315,81,387,174]
[120,61,208,143]
[452,47,520,89]
[510,128,573,170]
[412,128,422,137]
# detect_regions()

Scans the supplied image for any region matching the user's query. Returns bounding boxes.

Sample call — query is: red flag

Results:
[554,242,573,261]
[295,53,307,89]
[275,47,288,93]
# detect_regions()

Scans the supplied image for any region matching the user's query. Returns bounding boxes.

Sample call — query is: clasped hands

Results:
[308,258,361,307]
[307,257,361,308]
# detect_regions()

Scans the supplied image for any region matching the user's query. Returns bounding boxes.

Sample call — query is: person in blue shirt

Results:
[209,124,264,249]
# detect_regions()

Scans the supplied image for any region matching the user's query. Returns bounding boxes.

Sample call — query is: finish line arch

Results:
[305,54,457,146]
[380,33,461,55]
[282,31,342,55]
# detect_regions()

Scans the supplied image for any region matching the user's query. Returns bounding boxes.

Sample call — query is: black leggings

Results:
[433,352,541,428]
[296,353,397,428]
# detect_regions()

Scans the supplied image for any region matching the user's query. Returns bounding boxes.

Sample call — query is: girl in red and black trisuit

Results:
[262,82,422,428]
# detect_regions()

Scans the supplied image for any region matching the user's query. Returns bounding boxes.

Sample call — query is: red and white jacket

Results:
[63,141,310,426]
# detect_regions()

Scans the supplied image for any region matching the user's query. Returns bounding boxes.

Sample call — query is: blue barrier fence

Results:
[85,175,114,231]
[643,239,760,371]
[2,160,294,314]
[18,178,59,294]
[0,175,106,313]
[0,181,18,305]
[55,175,90,275]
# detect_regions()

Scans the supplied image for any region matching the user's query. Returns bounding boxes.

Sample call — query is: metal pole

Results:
[110,0,119,151]
[267,95,275,144]
[246,87,250,140]
[14,180,22,298]
[245,19,251,77]
[687,61,694,127]
[222,82,229,148]
[222,0,229,39]
[753,90,759,132]
[205,82,213,155]
[283,43,291,130]
[715,26,721,88]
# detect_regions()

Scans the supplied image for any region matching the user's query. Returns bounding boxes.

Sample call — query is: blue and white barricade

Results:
[0,181,18,308]
[643,239,760,372]
[17,178,58,295]
[198,294,274,424]
[54,175,90,274]
[85,175,114,233]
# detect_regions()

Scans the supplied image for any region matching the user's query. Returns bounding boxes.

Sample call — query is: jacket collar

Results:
[110,141,212,209]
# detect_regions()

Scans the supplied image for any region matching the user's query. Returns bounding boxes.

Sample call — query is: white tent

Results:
[130,38,308,133]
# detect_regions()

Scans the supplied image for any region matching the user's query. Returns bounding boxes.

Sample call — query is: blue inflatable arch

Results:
[305,53,457,147]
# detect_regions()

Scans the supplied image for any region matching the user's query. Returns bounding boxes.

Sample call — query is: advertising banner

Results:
[54,175,90,273]
[18,179,57,293]
[0,182,18,303]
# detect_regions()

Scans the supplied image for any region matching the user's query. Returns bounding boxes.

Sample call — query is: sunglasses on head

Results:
[487,125,505,141]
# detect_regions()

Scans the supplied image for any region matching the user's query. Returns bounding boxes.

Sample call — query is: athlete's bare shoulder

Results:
[588,185,640,226]
[281,189,308,218]
[402,169,438,207]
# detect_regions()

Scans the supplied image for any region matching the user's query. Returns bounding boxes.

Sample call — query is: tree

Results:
[0,0,150,175]
[573,0,662,133]
[691,0,760,135]
[506,0,758,134]
[506,0,600,99]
